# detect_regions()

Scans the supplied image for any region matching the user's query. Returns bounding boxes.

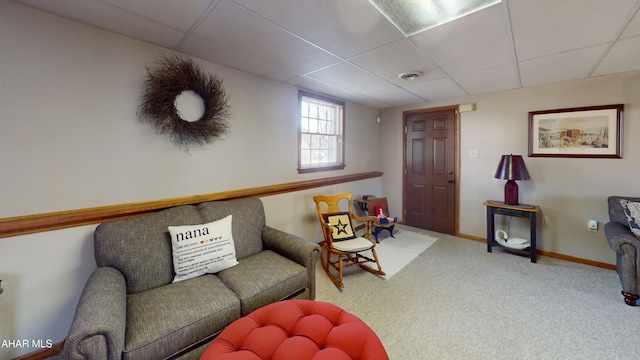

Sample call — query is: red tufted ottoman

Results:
[200,300,388,360]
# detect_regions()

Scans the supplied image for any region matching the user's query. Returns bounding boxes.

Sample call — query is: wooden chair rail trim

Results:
[12,341,64,360]
[0,171,383,239]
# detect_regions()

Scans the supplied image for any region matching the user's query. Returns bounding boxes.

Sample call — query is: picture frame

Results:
[528,104,623,158]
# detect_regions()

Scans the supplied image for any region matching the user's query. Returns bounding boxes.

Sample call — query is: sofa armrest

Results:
[605,221,640,254]
[63,267,127,360]
[262,226,320,298]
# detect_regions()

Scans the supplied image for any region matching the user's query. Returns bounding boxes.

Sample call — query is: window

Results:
[298,91,345,173]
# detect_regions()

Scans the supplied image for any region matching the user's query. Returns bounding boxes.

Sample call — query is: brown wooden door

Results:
[404,108,457,234]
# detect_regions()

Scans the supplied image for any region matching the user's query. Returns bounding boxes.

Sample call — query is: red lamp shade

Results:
[494,154,530,205]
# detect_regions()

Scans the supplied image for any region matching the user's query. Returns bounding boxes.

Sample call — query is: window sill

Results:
[297,164,346,174]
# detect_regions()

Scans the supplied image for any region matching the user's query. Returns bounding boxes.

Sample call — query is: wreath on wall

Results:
[138,54,231,150]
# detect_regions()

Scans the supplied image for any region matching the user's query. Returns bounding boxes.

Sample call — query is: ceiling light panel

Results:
[369,0,502,36]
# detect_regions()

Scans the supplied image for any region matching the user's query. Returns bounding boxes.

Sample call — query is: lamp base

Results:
[504,180,520,205]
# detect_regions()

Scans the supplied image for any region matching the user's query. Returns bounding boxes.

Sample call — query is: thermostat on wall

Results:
[459,103,475,112]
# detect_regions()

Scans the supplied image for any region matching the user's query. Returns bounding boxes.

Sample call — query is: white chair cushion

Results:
[332,237,374,252]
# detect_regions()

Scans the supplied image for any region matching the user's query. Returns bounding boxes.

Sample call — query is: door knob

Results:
[448,170,453,175]
[447,179,454,184]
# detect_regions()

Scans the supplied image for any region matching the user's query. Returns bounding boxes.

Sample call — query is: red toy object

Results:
[374,205,397,224]
[200,300,388,360]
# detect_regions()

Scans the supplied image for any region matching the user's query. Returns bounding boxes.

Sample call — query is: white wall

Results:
[0,2,381,357]
[379,71,640,265]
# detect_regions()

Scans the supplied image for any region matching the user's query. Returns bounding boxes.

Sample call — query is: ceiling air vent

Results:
[398,71,423,81]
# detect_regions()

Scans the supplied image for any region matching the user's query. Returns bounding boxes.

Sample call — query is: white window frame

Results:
[298,91,345,173]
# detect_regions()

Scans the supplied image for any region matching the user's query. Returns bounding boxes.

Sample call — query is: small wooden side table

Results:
[484,200,540,263]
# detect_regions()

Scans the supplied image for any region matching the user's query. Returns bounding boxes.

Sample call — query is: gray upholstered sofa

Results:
[61,197,320,359]
[605,196,640,306]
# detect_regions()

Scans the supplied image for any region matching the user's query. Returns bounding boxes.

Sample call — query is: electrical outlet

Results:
[588,219,598,232]
[469,150,479,158]
[542,216,549,225]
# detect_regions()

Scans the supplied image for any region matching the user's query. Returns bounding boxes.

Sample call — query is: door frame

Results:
[402,105,461,235]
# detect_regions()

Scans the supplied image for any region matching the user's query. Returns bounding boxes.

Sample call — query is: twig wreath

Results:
[138,54,231,150]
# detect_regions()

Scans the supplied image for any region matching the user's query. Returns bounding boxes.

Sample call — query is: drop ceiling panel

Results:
[519,45,609,87]
[453,63,520,94]
[179,37,299,82]
[508,0,637,60]
[410,4,512,75]
[367,87,426,107]
[15,0,185,49]
[593,36,640,77]
[288,76,365,101]
[101,0,212,31]
[232,0,403,58]
[287,76,392,109]
[350,39,446,85]
[340,95,391,110]
[308,62,396,94]
[193,0,340,74]
[403,77,468,101]
[620,10,640,39]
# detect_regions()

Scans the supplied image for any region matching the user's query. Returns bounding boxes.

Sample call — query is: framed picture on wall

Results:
[528,104,623,158]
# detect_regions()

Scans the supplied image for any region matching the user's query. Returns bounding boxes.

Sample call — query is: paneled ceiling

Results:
[13,0,640,109]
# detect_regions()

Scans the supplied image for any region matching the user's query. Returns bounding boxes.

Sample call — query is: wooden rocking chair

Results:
[313,192,385,288]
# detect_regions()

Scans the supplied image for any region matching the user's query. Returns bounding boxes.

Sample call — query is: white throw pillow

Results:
[619,199,640,239]
[168,215,238,283]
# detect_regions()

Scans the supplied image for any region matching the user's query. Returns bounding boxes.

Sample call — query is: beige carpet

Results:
[316,225,640,359]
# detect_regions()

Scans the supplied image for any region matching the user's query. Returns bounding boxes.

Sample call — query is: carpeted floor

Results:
[315,225,640,359]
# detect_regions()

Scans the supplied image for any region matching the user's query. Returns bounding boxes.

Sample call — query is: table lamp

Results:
[494,154,530,205]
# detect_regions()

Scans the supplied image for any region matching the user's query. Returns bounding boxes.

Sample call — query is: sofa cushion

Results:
[124,274,240,360]
[619,199,640,239]
[217,250,307,316]
[169,215,238,283]
[95,205,201,294]
[196,198,266,260]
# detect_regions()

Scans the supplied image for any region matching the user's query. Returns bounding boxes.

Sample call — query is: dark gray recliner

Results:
[605,196,640,306]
